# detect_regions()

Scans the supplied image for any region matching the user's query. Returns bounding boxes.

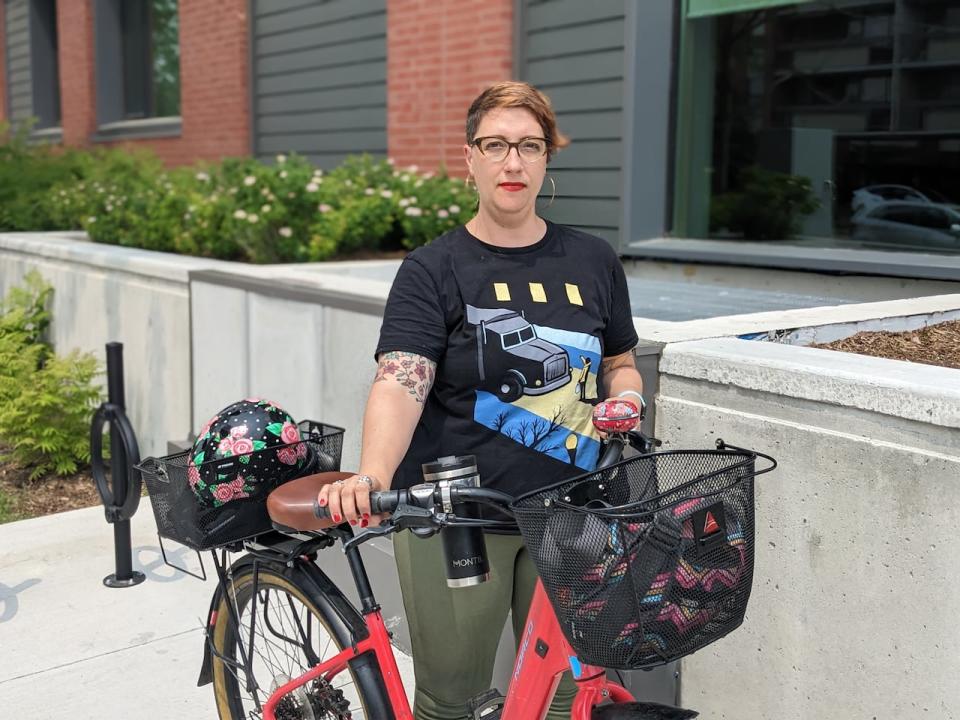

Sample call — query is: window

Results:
[676,0,960,254]
[29,0,60,130]
[95,0,181,134]
[119,0,180,119]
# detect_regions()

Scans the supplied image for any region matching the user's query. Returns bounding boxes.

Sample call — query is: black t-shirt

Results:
[375,221,638,503]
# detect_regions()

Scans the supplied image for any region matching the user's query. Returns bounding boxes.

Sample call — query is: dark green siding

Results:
[4,0,32,127]
[518,0,627,247]
[251,0,387,168]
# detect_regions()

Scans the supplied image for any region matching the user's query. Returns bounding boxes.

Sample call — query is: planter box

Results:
[655,335,960,718]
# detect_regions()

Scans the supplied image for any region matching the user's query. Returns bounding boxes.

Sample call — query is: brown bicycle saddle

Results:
[266,471,355,531]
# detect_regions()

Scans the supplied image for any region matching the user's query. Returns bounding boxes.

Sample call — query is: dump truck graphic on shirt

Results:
[465,305,570,403]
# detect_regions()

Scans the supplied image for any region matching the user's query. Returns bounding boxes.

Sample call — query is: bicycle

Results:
[139,403,776,720]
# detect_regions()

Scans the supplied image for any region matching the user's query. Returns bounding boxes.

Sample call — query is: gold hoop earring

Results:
[538,175,556,210]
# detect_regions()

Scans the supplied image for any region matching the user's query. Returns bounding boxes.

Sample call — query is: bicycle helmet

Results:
[189,398,312,508]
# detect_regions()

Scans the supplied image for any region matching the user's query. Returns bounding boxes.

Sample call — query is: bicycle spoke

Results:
[215,569,368,720]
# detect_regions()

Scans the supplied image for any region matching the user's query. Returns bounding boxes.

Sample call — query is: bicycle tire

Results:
[210,559,384,719]
[592,702,699,719]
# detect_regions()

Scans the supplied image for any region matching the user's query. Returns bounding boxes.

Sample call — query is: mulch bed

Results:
[811,319,960,370]
[0,459,102,522]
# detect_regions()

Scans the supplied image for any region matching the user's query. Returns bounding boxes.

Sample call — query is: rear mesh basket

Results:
[138,420,343,551]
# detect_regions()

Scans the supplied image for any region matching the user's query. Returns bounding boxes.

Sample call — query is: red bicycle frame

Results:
[262,579,632,720]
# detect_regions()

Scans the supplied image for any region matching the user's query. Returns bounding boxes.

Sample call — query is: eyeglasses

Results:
[471,136,549,163]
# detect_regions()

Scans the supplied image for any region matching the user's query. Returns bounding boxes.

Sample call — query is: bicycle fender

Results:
[294,561,396,720]
[197,553,266,687]
[197,554,254,688]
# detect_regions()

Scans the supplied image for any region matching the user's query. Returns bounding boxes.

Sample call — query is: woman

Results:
[318,81,643,720]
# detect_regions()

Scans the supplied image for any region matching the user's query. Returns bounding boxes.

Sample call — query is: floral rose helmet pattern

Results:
[189,398,310,508]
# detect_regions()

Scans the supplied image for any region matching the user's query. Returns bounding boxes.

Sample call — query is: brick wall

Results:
[387,0,514,176]
[55,0,250,164]
[147,0,251,165]
[58,0,96,145]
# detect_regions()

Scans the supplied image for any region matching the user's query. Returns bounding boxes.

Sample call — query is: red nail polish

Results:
[362,513,370,520]
[360,519,369,528]
[318,498,327,506]
[332,514,341,523]
[349,519,357,526]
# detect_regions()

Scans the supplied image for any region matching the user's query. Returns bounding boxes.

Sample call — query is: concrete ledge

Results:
[635,293,960,344]
[627,237,960,281]
[190,267,393,316]
[661,337,960,429]
[0,232,230,284]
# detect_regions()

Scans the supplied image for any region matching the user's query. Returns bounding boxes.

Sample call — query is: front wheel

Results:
[210,561,378,719]
[592,702,699,719]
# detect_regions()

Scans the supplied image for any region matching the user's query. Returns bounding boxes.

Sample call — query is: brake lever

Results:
[628,430,661,454]
[341,504,438,552]
[342,521,396,552]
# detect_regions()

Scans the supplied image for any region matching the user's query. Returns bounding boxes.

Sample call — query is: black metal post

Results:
[102,342,145,588]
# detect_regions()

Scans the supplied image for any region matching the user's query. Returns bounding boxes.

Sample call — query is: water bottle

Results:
[421,455,490,588]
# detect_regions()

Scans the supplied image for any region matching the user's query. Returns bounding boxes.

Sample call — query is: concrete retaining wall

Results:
[658,339,960,719]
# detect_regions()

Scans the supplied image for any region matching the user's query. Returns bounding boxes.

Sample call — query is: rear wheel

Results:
[211,562,377,719]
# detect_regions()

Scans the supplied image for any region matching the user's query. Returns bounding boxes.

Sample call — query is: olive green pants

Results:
[394,531,576,720]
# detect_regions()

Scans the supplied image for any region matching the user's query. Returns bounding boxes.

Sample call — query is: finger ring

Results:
[357,475,375,489]
[333,479,345,486]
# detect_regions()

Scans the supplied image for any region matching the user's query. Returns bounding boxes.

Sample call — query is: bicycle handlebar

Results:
[313,484,515,521]
[312,429,661,524]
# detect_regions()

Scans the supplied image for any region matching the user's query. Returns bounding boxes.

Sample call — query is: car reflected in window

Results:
[851,185,932,215]
[852,201,960,251]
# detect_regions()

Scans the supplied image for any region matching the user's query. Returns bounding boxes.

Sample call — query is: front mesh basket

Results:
[511,448,759,670]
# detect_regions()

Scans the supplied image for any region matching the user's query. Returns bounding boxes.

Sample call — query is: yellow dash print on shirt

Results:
[529,283,547,302]
[494,283,511,301]
[565,283,583,306]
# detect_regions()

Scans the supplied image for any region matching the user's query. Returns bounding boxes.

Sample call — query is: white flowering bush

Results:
[7,133,476,262]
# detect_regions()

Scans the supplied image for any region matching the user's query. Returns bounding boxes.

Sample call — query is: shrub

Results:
[0,271,104,480]
[1,122,478,260]
[0,122,91,232]
[0,489,17,523]
[0,269,52,350]
[710,166,820,240]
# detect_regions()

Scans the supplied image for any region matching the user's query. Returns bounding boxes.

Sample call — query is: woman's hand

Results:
[316,474,386,528]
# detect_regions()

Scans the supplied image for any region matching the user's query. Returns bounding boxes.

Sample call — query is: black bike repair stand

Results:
[91,342,146,588]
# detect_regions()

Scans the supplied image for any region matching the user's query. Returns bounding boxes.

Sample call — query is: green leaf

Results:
[266,422,283,436]
[193,451,205,466]
[239,455,250,464]
[252,440,266,450]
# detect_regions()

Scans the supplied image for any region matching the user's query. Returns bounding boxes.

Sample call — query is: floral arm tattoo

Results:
[375,351,437,403]
[601,351,636,374]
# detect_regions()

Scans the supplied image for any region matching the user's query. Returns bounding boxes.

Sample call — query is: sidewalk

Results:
[0,502,414,718]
